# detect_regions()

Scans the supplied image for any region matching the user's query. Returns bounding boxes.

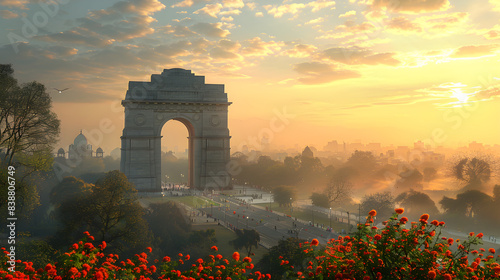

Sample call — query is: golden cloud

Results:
[370,0,450,13]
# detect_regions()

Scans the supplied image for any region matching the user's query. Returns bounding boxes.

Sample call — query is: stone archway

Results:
[120,69,232,191]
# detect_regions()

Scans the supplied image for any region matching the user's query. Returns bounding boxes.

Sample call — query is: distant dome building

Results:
[68,130,93,159]
[56,130,104,160]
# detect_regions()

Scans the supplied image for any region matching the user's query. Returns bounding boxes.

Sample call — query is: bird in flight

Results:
[54,88,69,93]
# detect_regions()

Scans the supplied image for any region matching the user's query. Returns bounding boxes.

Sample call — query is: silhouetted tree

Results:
[310,192,330,208]
[258,238,306,279]
[229,229,260,257]
[346,150,377,174]
[423,167,438,182]
[325,177,352,207]
[272,185,296,207]
[452,156,492,189]
[395,190,439,219]
[361,192,395,221]
[145,202,191,256]
[394,169,423,191]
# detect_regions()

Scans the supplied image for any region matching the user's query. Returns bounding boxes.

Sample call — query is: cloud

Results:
[336,20,376,33]
[191,22,230,37]
[0,0,29,9]
[476,85,500,100]
[35,30,115,47]
[0,9,19,18]
[307,0,335,12]
[209,39,242,60]
[293,62,360,84]
[282,44,317,58]
[385,12,468,36]
[386,16,422,32]
[221,16,233,22]
[223,0,244,8]
[305,17,324,25]
[241,37,283,56]
[263,3,306,18]
[159,25,197,37]
[194,3,222,18]
[474,25,500,40]
[450,44,500,58]
[219,9,242,16]
[321,47,401,66]
[370,0,450,13]
[339,10,356,18]
[171,0,210,8]
[255,12,263,17]
[47,46,78,57]
[246,2,256,10]
[35,0,165,46]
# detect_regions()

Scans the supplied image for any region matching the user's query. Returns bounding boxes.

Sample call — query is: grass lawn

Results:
[192,224,268,263]
[139,195,220,208]
[256,203,352,233]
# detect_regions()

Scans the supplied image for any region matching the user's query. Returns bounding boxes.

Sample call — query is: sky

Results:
[1,0,500,155]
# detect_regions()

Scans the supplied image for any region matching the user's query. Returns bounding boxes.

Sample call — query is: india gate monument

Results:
[120,68,232,191]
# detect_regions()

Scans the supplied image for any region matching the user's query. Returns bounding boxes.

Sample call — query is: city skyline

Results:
[1,0,500,153]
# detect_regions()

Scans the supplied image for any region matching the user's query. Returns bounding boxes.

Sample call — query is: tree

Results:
[0,64,60,165]
[310,192,330,208]
[55,171,149,254]
[50,176,93,207]
[272,185,296,207]
[452,156,492,189]
[325,177,352,206]
[361,192,395,221]
[395,190,439,219]
[423,167,437,182]
[346,150,377,173]
[145,202,191,256]
[258,238,307,279]
[394,169,423,191]
[229,229,260,257]
[440,190,493,219]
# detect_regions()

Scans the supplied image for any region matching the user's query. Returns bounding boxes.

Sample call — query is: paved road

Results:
[198,195,338,248]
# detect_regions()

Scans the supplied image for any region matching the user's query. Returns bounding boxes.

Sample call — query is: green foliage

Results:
[0,165,40,221]
[50,176,93,207]
[272,185,296,207]
[229,229,260,257]
[0,64,60,165]
[16,233,56,269]
[310,192,330,208]
[145,202,191,256]
[258,237,307,279]
[54,171,150,255]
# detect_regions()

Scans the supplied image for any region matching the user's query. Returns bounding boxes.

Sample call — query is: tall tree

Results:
[452,156,492,189]
[229,229,260,257]
[325,177,352,207]
[56,171,149,253]
[0,64,60,165]
[258,238,307,279]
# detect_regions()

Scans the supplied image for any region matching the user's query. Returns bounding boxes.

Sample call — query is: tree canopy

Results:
[0,64,60,165]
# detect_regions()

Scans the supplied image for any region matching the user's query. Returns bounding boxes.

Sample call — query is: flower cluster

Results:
[1,232,266,280]
[279,209,500,279]
[1,211,499,280]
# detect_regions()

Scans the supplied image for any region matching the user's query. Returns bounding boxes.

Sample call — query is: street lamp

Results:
[289,197,292,213]
[329,207,332,228]
[269,191,272,212]
[347,211,350,233]
[246,216,249,229]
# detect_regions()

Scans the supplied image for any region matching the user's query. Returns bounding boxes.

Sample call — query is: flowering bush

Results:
[280,209,500,279]
[1,210,499,279]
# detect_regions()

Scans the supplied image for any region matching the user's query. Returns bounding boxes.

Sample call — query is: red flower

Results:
[243,257,252,263]
[443,273,452,280]
[369,210,377,216]
[211,246,218,251]
[232,252,240,261]
[146,247,152,253]
[477,233,484,238]
[69,267,78,275]
[400,217,408,224]
[71,243,78,250]
[447,238,454,245]
[489,248,496,254]
[428,271,437,279]
[197,258,204,264]
[420,214,429,222]
[395,208,404,215]
[163,256,171,262]
[185,254,190,260]
[311,239,319,246]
